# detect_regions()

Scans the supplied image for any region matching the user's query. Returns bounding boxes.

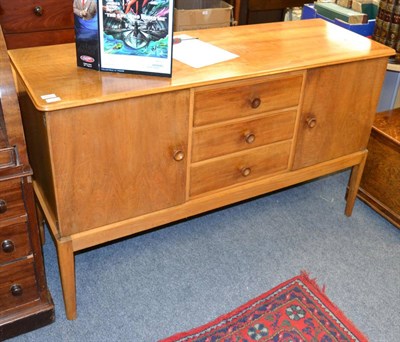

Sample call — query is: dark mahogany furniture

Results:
[0,0,74,49]
[0,26,54,340]
[358,109,400,229]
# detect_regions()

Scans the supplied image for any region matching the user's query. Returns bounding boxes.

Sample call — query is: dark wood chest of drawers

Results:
[0,26,54,340]
[0,0,74,49]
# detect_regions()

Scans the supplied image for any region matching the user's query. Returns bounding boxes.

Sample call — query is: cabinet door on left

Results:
[43,90,190,236]
[292,58,388,170]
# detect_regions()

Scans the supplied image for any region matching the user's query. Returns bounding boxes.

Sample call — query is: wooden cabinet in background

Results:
[358,109,400,228]
[0,0,74,49]
[0,27,54,340]
[236,0,310,24]
[9,20,393,321]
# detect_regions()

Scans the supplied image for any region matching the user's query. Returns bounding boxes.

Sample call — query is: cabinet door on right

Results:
[292,58,388,170]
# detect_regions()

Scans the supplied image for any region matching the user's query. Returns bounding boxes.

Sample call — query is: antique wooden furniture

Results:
[236,0,309,24]
[8,19,393,320]
[358,109,400,229]
[0,27,54,340]
[0,0,74,49]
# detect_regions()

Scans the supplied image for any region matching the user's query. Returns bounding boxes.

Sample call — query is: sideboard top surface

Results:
[8,19,394,112]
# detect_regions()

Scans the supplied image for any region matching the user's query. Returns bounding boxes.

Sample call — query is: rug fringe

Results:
[300,269,327,293]
[299,270,369,342]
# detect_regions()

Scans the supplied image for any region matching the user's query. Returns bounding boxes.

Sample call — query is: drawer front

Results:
[190,140,292,197]
[194,74,303,126]
[192,110,297,162]
[0,258,39,312]
[4,29,75,49]
[0,0,74,34]
[0,222,31,264]
[0,178,26,222]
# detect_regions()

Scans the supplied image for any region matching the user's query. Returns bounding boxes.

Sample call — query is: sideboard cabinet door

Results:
[41,90,190,236]
[292,58,388,170]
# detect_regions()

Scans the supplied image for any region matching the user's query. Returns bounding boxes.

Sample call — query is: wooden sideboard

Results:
[0,27,54,339]
[8,19,394,320]
[0,0,74,49]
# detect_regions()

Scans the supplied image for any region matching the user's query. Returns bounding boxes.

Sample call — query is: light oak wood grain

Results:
[10,21,394,321]
[9,19,394,111]
[191,140,292,196]
[48,91,189,236]
[193,73,303,126]
[293,58,388,169]
[192,109,297,162]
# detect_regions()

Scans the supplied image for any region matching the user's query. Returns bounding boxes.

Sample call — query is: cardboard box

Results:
[337,0,353,9]
[174,0,233,31]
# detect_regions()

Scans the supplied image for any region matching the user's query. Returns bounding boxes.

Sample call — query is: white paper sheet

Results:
[172,34,239,68]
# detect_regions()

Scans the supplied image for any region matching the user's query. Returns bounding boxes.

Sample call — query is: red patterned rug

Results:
[160,273,368,342]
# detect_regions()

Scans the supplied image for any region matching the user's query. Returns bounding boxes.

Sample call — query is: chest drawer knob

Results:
[33,5,43,16]
[306,116,317,128]
[241,167,251,177]
[173,150,185,161]
[251,98,261,109]
[10,284,23,297]
[0,199,7,213]
[2,240,15,253]
[244,133,256,144]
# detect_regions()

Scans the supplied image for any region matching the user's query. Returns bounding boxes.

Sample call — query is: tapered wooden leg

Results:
[345,152,367,217]
[56,239,77,320]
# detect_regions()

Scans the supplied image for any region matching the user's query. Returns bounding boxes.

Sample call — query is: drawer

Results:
[0,257,39,312]
[193,74,303,126]
[0,178,26,222]
[0,0,74,34]
[0,222,31,264]
[192,110,297,162]
[190,140,292,197]
[4,29,75,49]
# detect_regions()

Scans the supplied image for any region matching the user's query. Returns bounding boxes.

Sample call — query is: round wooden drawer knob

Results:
[251,98,261,109]
[0,199,7,214]
[33,6,43,16]
[245,133,255,144]
[173,150,184,161]
[10,284,23,297]
[241,167,251,177]
[2,240,15,253]
[306,116,317,128]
